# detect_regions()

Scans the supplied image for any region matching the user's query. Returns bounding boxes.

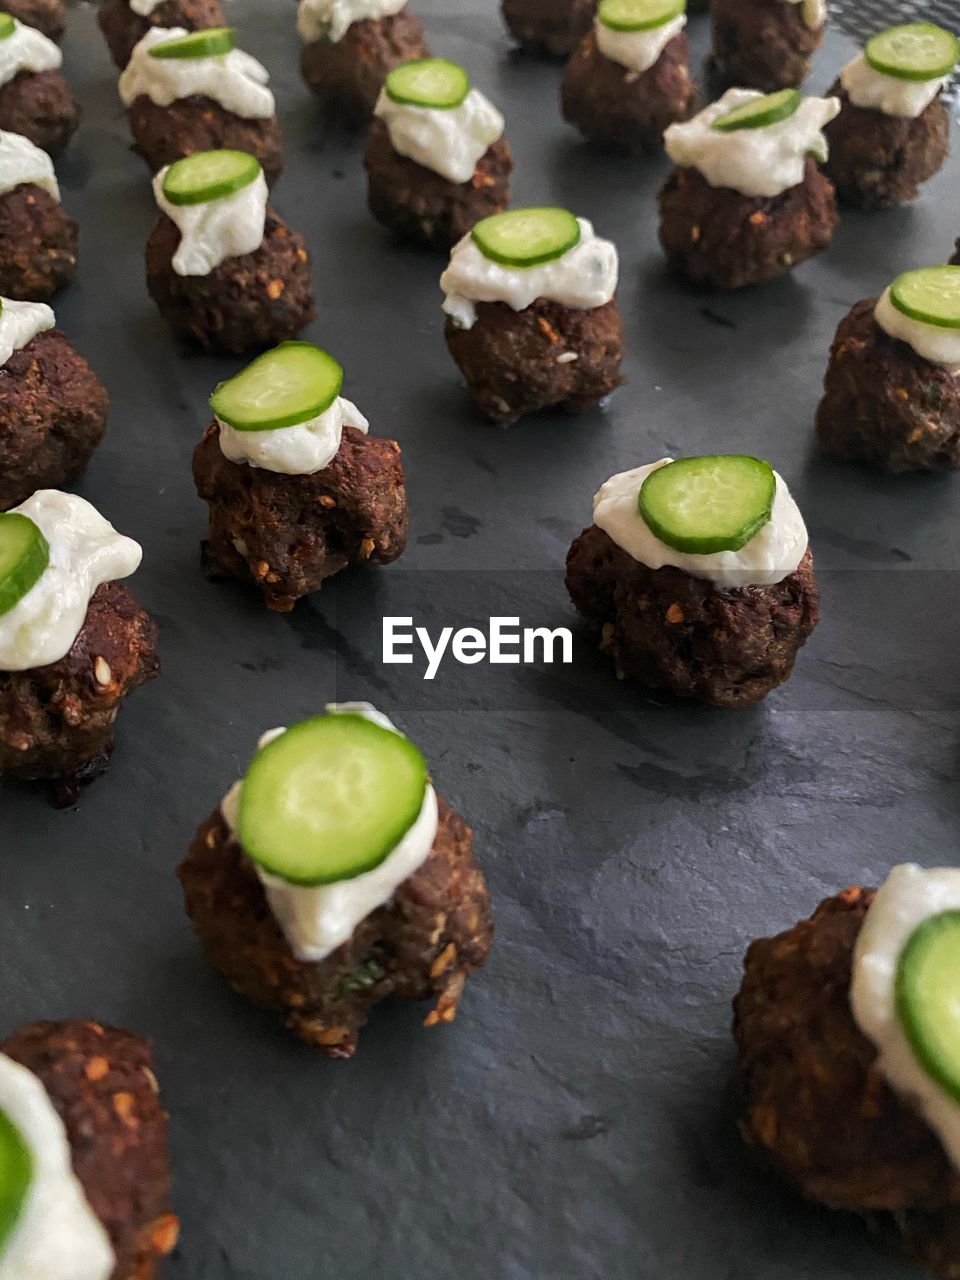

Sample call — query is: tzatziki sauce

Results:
[874,288,960,376]
[374,86,504,184]
[841,51,951,120]
[595,12,686,74]
[0,130,58,200]
[0,296,53,368]
[297,0,408,44]
[218,397,370,475]
[153,162,268,276]
[0,19,61,88]
[119,26,275,119]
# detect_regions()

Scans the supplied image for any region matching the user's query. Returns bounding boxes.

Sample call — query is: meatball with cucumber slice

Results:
[710,0,827,91]
[565,455,819,707]
[178,705,494,1058]
[501,0,596,58]
[193,342,408,611]
[0,130,77,301]
[0,13,77,155]
[98,0,225,71]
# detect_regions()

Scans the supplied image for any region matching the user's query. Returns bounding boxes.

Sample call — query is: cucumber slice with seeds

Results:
[598,0,685,33]
[162,149,261,207]
[385,58,470,110]
[238,714,430,886]
[0,513,49,617]
[0,1107,32,1255]
[712,88,802,132]
[866,23,959,83]
[890,266,960,330]
[149,26,236,59]
[0,14,16,40]
[471,207,581,268]
[896,910,960,1104]
[211,342,344,432]
[638,456,776,555]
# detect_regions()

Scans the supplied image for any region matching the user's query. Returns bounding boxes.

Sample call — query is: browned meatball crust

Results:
[0,329,109,511]
[658,159,838,289]
[1,1020,178,1280]
[816,297,960,473]
[710,0,824,91]
[145,208,315,354]
[126,94,284,187]
[0,182,77,300]
[561,31,697,153]
[300,11,430,129]
[364,120,512,249]
[0,69,78,156]
[98,0,225,70]
[178,796,494,1058]
[192,422,409,611]
[5,0,66,41]
[501,0,596,58]
[566,527,819,707]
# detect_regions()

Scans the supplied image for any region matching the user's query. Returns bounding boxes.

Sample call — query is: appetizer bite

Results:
[0,129,76,299]
[145,149,314,355]
[193,342,408,611]
[710,0,826,92]
[501,0,596,58]
[0,298,108,509]
[178,704,494,1058]
[364,57,511,249]
[441,206,623,424]
[816,266,960,472]
[565,455,819,706]
[823,23,957,209]
[118,25,283,185]
[0,491,158,803]
[4,0,64,42]
[298,0,430,130]
[98,0,225,71]
[561,0,697,153]
[0,12,77,155]
[659,88,839,289]
[734,866,960,1276]
[0,1020,177,1279]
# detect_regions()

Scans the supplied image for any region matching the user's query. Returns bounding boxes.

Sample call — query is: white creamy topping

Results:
[0,297,53,367]
[218,397,370,475]
[297,0,407,44]
[874,287,960,376]
[593,459,808,587]
[595,12,686,74]
[0,1054,115,1280]
[784,0,827,30]
[221,703,438,963]
[664,87,840,198]
[0,491,142,673]
[441,217,618,331]
[130,0,168,14]
[119,27,275,119]
[153,163,267,277]
[852,864,960,1173]
[840,51,950,119]
[374,87,505,184]
[0,131,58,200]
[0,20,61,89]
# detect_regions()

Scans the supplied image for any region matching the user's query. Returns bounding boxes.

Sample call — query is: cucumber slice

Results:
[385,58,470,110]
[896,910,960,1104]
[0,1107,32,1255]
[712,88,802,132]
[149,26,236,59]
[865,23,959,83]
[161,149,261,207]
[638,456,776,555]
[890,266,960,331]
[211,342,344,432]
[0,513,49,618]
[0,14,16,40]
[238,714,430,886]
[471,207,581,269]
[598,0,685,33]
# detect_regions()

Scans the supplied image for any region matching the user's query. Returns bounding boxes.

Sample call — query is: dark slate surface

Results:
[3,2,959,1276]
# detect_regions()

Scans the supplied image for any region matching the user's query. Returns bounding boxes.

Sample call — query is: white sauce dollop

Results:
[874,287,960,376]
[784,0,827,30]
[664,87,840,198]
[0,491,142,673]
[221,703,439,963]
[0,1053,115,1280]
[851,864,960,1172]
[0,297,53,367]
[119,26,275,119]
[0,20,61,89]
[297,0,408,44]
[217,397,370,475]
[593,459,808,588]
[0,130,58,200]
[374,87,505,185]
[130,0,168,15]
[441,216,619,331]
[153,163,267,277]
[595,12,685,74]
[840,52,950,120]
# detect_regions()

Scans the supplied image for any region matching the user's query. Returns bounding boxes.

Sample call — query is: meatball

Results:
[0,182,77,300]
[2,1019,178,1279]
[822,84,951,209]
[501,0,596,58]
[192,422,409,611]
[178,796,494,1058]
[560,31,697,153]
[98,0,225,70]
[565,526,819,706]
[658,158,838,289]
[0,69,78,156]
[445,297,624,424]
[0,330,109,511]
[126,95,284,187]
[0,581,159,805]
[5,0,66,42]
[816,297,960,473]
[710,0,824,91]
[145,208,315,354]
[364,119,512,249]
[300,12,430,129]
